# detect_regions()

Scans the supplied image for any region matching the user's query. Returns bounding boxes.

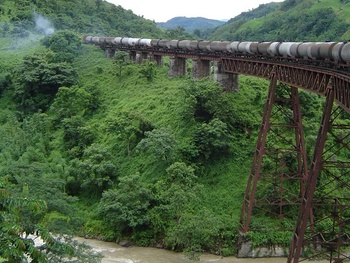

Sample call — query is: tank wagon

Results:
[83,36,350,66]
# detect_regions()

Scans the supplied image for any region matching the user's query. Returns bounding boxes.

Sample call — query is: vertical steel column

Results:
[240,80,309,235]
[289,106,350,262]
[291,86,309,195]
[240,74,277,233]
[287,84,335,263]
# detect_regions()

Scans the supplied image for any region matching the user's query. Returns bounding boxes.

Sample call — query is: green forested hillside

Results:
[0,0,264,260]
[210,0,350,41]
[1,0,349,261]
[0,34,268,258]
[0,0,163,37]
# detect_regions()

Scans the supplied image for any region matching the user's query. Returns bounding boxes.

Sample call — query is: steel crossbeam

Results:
[224,57,350,262]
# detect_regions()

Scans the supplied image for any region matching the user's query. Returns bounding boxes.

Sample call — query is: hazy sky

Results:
[105,0,284,22]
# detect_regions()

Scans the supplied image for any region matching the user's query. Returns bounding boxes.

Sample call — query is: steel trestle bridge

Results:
[85,36,350,262]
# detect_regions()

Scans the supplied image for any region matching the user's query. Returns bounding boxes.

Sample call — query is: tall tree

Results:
[0,178,102,262]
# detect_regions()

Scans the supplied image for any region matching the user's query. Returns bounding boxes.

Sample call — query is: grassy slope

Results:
[73,45,267,232]
[311,0,350,37]
[211,0,350,40]
[0,0,267,246]
[246,0,349,32]
[0,37,45,67]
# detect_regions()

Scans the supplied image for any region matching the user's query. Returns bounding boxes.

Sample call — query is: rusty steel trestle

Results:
[230,58,350,262]
[287,85,335,262]
[288,102,350,262]
[239,75,309,234]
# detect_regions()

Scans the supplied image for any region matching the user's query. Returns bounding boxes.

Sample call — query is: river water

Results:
[76,237,328,263]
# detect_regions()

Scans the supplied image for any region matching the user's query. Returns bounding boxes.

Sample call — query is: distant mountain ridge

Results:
[157,16,226,33]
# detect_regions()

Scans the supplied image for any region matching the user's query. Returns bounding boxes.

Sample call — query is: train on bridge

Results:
[83,36,350,68]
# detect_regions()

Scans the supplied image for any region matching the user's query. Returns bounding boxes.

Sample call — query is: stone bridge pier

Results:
[147,53,163,66]
[105,48,116,58]
[191,58,210,79]
[168,56,238,91]
[103,48,238,91]
[168,56,187,77]
[213,61,238,92]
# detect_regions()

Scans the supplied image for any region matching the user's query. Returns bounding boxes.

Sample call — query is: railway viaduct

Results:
[85,37,350,263]
[105,45,240,92]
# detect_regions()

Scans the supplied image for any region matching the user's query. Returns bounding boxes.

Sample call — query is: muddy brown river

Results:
[76,237,328,263]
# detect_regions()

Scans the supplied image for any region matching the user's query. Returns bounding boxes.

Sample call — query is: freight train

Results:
[83,36,350,68]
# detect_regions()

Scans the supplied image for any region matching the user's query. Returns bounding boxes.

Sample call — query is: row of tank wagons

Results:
[84,36,350,63]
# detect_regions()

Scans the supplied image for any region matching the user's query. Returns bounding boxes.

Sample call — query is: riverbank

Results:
[77,237,329,263]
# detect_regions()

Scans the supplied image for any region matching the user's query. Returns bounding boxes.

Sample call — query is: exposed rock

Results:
[118,240,133,247]
[238,241,288,258]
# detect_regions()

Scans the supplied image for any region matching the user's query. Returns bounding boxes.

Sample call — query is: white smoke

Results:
[33,11,55,36]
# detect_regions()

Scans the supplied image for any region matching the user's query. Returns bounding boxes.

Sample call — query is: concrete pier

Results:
[135,52,143,64]
[168,56,186,77]
[213,61,239,91]
[147,53,163,66]
[112,50,238,90]
[192,59,211,79]
[105,48,115,58]
[129,51,137,62]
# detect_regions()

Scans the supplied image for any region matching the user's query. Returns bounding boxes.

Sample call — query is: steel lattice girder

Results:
[220,58,350,113]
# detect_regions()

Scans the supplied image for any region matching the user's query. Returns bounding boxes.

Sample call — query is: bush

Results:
[42,30,81,63]
[13,53,78,114]
[98,173,153,235]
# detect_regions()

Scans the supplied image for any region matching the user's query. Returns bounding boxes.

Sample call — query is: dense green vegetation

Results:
[1,177,102,262]
[1,0,350,261]
[210,0,350,41]
[0,0,162,37]
[0,32,266,259]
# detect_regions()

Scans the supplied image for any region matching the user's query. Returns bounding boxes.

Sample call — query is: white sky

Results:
[105,0,285,22]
